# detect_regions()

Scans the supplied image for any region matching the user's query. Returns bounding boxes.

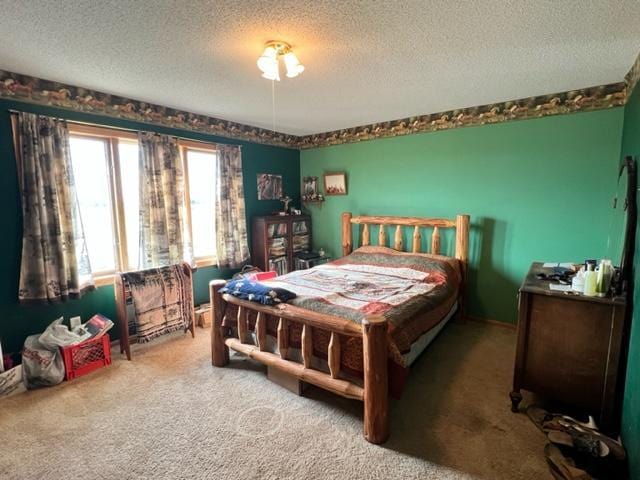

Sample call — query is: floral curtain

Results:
[138,133,193,269]
[215,144,250,268]
[14,112,94,303]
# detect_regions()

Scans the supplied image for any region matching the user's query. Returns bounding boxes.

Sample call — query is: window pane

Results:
[69,136,116,274]
[187,150,216,258]
[118,140,140,270]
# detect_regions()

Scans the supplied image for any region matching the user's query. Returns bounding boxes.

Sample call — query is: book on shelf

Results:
[292,221,308,234]
[268,256,288,276]
[269,237,287,256]
[292,234,310,252]
[268,223,288,238]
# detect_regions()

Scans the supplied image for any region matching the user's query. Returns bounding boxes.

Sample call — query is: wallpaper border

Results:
[0,70,298,148]
[625,50,640,98]
[296,83,626,149]
[0,62,636,150]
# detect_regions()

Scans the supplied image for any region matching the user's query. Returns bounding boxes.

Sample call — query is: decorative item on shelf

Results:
[324,171,347,195]
[303,176,318,198]
[257,173,283,200]
[279,196,292,215]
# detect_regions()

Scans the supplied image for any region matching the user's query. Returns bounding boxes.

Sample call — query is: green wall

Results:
[0,99,300,353]
[301,108,625,324]
[620,84,640,480]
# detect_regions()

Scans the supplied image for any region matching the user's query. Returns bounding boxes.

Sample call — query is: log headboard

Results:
[341,212,470,274]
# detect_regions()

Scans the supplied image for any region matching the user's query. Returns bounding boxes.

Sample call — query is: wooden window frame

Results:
[68,124,218,285]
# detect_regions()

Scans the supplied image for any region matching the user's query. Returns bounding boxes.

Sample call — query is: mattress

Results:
[402,300,457,366]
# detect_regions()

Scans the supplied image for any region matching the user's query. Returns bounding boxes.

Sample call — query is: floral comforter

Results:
[221,246,461,396]
[265,246,461,355]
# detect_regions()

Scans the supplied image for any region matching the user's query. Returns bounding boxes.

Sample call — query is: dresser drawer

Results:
[522,294,611,411]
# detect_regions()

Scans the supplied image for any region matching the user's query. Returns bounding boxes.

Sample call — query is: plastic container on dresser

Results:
[60,335,112,381]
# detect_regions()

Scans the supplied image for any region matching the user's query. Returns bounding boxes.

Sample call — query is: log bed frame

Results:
[210,212,470,444]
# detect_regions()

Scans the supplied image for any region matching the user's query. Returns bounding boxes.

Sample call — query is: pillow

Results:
[220,279,296,306]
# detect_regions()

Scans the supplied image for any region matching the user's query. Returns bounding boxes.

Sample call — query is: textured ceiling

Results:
[0,1,639,136]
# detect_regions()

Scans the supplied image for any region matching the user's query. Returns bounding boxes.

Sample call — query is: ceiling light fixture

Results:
[257,41,304,81]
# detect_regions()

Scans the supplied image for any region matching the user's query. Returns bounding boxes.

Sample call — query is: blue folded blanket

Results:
[220,279,296,306]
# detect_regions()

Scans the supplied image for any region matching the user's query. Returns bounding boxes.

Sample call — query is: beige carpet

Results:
[0,321,549,480]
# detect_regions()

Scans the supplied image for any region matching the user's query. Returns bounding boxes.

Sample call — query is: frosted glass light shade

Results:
[283,52,305,78]
[257,46,280,81]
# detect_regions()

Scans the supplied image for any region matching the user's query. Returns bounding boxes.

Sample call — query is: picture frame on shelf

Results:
[324,171,347,195]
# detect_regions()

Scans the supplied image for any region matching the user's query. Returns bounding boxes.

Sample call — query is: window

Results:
[68,125,217,283]
[117,139,140,270]
[69,136,117,275]
[183,147,217,261]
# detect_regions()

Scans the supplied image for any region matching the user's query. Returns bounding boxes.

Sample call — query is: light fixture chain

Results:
[271,78,276,133]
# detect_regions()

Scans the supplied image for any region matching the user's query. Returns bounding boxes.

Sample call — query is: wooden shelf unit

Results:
[251,214,312,275]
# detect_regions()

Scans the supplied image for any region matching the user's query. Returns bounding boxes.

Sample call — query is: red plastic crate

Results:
[248,271,277,281]
[60,335,112,381]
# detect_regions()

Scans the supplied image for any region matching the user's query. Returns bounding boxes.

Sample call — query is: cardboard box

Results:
[0,365,26,398]
[195,304,211,328]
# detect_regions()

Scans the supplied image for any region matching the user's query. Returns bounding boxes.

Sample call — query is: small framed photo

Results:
[302,176,319,201]
[324,172,347,195]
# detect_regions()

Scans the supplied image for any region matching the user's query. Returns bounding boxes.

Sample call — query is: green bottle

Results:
[596,259,613,297]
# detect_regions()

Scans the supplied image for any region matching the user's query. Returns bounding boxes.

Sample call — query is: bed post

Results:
[362,314,389,444]
[210,280,229,367]
[455,214,470,320]
[342,212,353,256]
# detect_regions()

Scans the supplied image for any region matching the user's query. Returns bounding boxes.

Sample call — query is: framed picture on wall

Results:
[324,172,347,195]
[302,176,319,201]
[257,173,283,200]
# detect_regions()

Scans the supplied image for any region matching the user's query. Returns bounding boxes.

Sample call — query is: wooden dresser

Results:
[510,262,628,433]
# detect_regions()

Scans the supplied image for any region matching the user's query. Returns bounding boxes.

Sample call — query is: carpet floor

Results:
[0,321,549,479]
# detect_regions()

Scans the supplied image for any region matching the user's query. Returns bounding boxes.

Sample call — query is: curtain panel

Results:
[13,112,94,303]
[215,144,250,268]
[138,133,193,269]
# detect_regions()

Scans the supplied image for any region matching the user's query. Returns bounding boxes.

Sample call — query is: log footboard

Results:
[209,279,390,444]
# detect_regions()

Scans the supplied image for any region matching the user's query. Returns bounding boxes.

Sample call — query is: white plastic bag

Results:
[39,317,85,348]
[21,317,77,389]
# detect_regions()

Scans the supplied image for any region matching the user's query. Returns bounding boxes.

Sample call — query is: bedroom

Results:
[0,1,639,479]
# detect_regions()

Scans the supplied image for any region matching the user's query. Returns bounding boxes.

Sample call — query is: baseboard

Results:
[465,315,517,330]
